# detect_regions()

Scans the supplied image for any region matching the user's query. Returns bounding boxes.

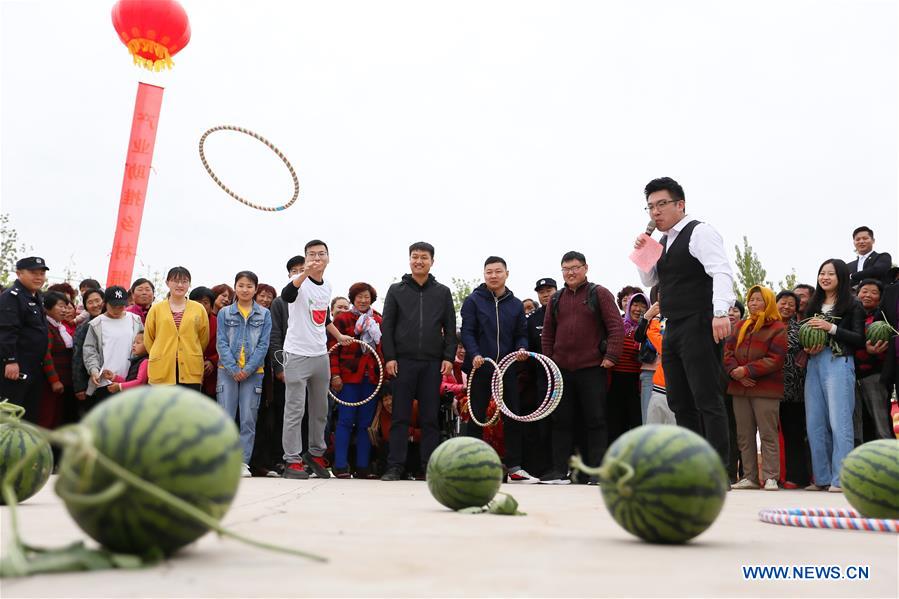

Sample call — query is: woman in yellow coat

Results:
[144,267,210,388]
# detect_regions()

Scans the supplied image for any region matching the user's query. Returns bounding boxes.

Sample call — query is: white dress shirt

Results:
[639,215,736,314]
[856,251,872,272]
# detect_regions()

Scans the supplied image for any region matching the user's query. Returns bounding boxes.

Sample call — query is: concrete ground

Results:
[1,477,896,598]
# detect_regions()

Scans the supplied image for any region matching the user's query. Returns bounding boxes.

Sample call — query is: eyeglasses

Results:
[644,199,679,212]
[560,265,586,274]
[306,251,328,259]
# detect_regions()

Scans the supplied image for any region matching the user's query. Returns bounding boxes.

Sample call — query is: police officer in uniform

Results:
[0,256,50,421]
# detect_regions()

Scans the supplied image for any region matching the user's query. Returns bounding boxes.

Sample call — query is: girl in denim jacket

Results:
[216,271,272,477]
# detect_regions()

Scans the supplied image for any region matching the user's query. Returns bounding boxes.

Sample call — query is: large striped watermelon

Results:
[426,437,503,511]
[0,419,53,504]
[840,439,899,519]
[55,387,242,556]
[574,425,728,544]
[866,321,896,344]
[799,322,827,349]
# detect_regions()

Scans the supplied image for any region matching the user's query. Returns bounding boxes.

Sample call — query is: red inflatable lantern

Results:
[112,0,191,71]
[106,0,191,289]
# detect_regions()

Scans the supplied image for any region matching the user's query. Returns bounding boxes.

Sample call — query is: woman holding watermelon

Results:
[802,259,865,492]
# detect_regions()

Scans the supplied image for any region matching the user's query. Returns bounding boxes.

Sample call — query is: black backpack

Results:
[550,283,608,354]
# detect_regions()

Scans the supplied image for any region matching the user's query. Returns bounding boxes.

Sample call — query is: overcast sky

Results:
[2,0,897,307]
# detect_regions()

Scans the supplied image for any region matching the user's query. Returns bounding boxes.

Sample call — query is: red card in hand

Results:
[630,233,663,273]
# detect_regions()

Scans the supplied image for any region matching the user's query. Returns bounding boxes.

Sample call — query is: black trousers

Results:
[250,369,286,470]
[607,371,642,444]
[465,361,522,469]
[0,368,44,423]
[779,401,810,486]
[520,365,552,477]
[662,312,730,463]
[723,394,742,483]
[387,358,441,469]
[551,366,608,473]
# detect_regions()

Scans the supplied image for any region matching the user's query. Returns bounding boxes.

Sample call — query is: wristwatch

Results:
[713,310,728,318]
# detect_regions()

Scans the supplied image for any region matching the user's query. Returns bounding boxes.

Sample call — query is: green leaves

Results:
[0,541,151,577]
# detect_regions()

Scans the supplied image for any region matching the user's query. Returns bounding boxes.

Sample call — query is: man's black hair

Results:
[561,251,586,265]
[644,177,685,203]
[484,256,507,269]
[793,283,815,295]
[852,226,874,239]
[409,241,435,259]
[304,239,328,253]
[286,255,305,272]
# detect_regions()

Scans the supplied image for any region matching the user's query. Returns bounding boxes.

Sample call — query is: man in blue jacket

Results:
[461,256,536,483]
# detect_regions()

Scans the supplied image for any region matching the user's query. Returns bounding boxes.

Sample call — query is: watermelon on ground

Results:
[0,420,53,504]
[426,437,503,511]
[589,425,728,544]
[55,386,243,556]
[840,439,899,519]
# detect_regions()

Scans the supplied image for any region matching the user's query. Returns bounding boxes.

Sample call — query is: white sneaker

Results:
[731,478,760,490]
[764,478,779,491]
[241,463,252,478]
[507,468,540,484]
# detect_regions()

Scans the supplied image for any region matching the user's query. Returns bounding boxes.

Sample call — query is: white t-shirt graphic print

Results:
[283,276,331,357]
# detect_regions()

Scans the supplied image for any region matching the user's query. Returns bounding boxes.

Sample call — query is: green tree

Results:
[733,236,798,301]
[0,214,29,288]
[451,277,478,320]
[732,236,768,304]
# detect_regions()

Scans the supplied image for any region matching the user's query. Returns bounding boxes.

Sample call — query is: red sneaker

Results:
[782,481,800,490]
[303,453,331,479]
[283,461,309,479]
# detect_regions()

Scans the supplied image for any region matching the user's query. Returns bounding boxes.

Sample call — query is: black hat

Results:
[534,277,558,292]
[105,286,128,307]
[16,256,49,271]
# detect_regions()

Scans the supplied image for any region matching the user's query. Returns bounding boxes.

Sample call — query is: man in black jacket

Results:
[0,257,50,421]
[848,226,893,286]
[380,241,457,481]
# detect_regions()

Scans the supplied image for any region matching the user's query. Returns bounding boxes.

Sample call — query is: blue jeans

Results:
[334,381,378,469]
[639,369,655,424]
[804,348,855,487]
[217,370,264,464]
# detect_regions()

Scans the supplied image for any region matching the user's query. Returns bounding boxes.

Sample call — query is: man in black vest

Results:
[633,178,735,463]
[847,226,892,286]
[0,256,50,422]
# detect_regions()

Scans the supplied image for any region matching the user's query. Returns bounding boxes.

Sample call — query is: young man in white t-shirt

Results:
[280,240,352,479]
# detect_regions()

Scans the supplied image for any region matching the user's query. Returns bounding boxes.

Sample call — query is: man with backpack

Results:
[540,251,624,484]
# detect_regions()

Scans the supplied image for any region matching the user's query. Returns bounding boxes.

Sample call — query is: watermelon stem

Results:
[55,480,127,506]
[568,454,636,497]
[89,451,328,563]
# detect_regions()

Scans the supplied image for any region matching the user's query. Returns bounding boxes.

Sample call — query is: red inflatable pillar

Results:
[105,82,164,289]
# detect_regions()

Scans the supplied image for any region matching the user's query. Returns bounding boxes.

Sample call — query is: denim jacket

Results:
[216,302,272,375]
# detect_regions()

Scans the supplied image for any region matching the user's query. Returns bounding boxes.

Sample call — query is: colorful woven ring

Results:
[466,352,564,427]
[758,507,899,533]
[465,357,503,428]
[198,125,299,212]
[327,339,384,407]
